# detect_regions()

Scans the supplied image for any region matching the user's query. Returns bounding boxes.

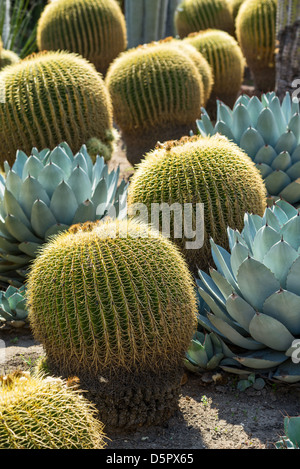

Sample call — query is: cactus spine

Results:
[0,371,107,449]
[0,51,114,165]
[236,0,277,92]
[184,29,245,110]
[37,0,127,75]
[27,219,197,431]
[175,0,235,38]
[128,135,267,273]
[105,42,204,165]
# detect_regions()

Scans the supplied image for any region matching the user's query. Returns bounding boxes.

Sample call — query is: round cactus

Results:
[184,29,245,111]
[175,0,235,38]
[236,0,277,92]
[27,218,197,430]
[228,0,247,19]
[127,135,267,273]
[105,42,204,165]
[0,49,20,71]
[0,51,115,166]
[0,371,107,449]
[37,0,127,75]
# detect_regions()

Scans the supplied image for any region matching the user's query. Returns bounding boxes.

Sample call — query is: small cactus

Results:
[236,0,277,92]
[37,0,127,75]
[0,371,107,449]
[0,49,20,71]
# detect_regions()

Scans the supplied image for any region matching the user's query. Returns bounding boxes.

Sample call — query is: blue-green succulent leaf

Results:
[225,293,256,332]
[249,312,295,351]
[263,239,298,287]
[263,289,300,335]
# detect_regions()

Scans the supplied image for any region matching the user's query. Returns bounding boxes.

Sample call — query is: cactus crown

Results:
[128,135,267,271]
[175,0,235,38]
[105,42,203,133]
[0,371,107,449]
[27,218,197,376]
[0,51,114,165]
[184,29,245,107]
[37,0,127,75]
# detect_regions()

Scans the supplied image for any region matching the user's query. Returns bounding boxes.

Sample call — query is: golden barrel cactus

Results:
[27,219,198,431]
[37,0,127,75]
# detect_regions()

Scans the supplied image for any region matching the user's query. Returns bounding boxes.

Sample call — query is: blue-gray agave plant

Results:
[196,92,300,205]
[0,142,128,286]
[196,199,300,384]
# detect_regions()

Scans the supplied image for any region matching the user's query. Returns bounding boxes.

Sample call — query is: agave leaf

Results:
[5,170,22,200]
[281,92,292,123]
[280,213,300,249]
[5,214,41,243]
[207,313,264,350]
[233,349,288,369]
[279,180,300,204]
[72,151,89,175]
[288,113,300,142]
[210,239,239,291]
[19,176,50,219]
[209,267,234,300]
[286,161,300,181]
[236,257,280,311]
[249,312,295,352]
[214,121,235,141]
[44,224,70,240]
[269,96,288,135]
[227,227,248,251]
[270,203,290,225]
[286,257,300,296]
[50,181,78,225]
[254,145,277,165]
[271,151,292,171]
[72,200,96,225]
[275,131,297,155]
[31,199,58,239]
[22,155,44,180]
[18,241,41,258]
[256,107,280,147]
[272,361,300,384]
[67,166,92,205]
[230,241,250,278]
[185,339,208,369]
[232,104,252,143]
[0,237,19,254]
[217,102,233,127]
[246,95,264,126]
[263,239,298,288]
[292,145,300,162]
[197,286,232,323]
[48,146,73,179]
[256,163,273,179]
[274,199,298,218]
[38,162,65,198]
[225,293,256,332]
[3,189,31,228]
[201,113,215,136]
[263,289,300,335]
[265,170,292,196]
[10,150,28,177]
[240,127,265,159]
[252,224,281,262]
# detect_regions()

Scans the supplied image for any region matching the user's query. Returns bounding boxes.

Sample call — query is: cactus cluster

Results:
[184,29,245,111]
[175,0,235,38]
[0,371,107,449]
[37,0,127,75]
[128,135,267,273]
[105,42,204,165]
[27,218,197,430]
[0,49,20,71]
[0,51,115,165]
[236,0,277,91]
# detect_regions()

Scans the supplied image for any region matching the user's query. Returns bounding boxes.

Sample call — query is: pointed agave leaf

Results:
[18,241,41,257]
[254,144,277,165]
[246,95,264,126]
[44,224,70,240]
[0,237,19,254]
[92,156,105,189]
[249,312,295,352]
[280,213,300,249]
[38,162,65,198]
[271,151,292,171]
[5,170,22,199]
[256,107,280,146]
[274,199,298,218]
[67,166,92,205]
[269,96,288,134]
[265,170,292,196]
[72,200,96,225]
[210,239,238,291]
[22,155,44,180]
[31,199,57,239]
[10,150,28,177]
[232,104,252,143]
[288,113,300,142]
[207,313,264,350]
[252,224,281,262]
[201,113,215,136]
[3,190,31,228]
[230,241,249,278]
[19,176,51,219]
[263,289,300,335]
[218,102,233,127]
[236,257,280,310]
[233,349,288,369]
[186,339,208,369]
[270,203,289,225]
[263,239,298,287]
[50,181,78,225]
[225,293,256,332]
[198,269,227,307]
[92,178,108,216]
[214,120,235,141]
[262,206,283,231]
[281,92,292,123]
[48,146,73,178]
[286,161,300,181]
[272,361,300,384]
[197,286,231,323]
[275,131,297,155]
[256,163,273,179]
[209,267,234,300]
[286,256,300,296]
[279,180,300,204]
[5,214,41,243]
[72,151,89,175]
[240,127,265,159]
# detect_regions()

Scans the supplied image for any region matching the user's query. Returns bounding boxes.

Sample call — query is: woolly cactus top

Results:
[27,218,197,376]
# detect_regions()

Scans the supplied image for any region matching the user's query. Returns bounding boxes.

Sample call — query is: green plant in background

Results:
[0,371,107,449]
[184,331,225,372]
[196,92,300,205]
[124,0,181,49]
[276,415,300,449]
[174,0,235,38]
[0,50,115,165]
[37,0,127,76]
[196,199,300,384]
[0,48,19,70]
[236,0,277,92]
[105,42,204,165]
[128,135,267,273]
[26,218,198,431]
[0,284,27,328]
[0,0,45,58]
[184,29,245,111]
[0,142,128,286]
